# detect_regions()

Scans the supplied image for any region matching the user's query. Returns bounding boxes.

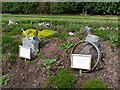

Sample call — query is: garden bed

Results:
[1,15,119,89]
[2,38,119,88]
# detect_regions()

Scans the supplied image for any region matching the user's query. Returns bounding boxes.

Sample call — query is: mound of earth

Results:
[76,41,118,88]
[2,37,119,88]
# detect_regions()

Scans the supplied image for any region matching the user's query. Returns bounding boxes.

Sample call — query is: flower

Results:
[22,29,56,40]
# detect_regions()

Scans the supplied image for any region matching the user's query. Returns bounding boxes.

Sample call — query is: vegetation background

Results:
[2,2,120,15]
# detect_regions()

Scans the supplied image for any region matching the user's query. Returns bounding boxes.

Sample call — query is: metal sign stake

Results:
[79,70,83,76]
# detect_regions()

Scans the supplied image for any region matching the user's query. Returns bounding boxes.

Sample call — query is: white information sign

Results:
[71,54,92,70]
[19,45,31,59]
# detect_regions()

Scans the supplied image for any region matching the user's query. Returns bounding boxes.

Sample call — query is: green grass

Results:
[45,69,76,89]
[10,41,21,54]
[2,14,118,27]
[9,54,17,65]
[2,35,13,46]
[91,29,118,46]
[0,76,10,86]
[82,78,108,89]
[9,25,22,35]
[50,32,69,40]
[2,35,21,55]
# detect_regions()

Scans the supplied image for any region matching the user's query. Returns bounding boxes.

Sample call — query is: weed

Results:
[37,52,46,59]
[9,54,16,65]
[2,47,6,54]
[82,78,108,89]
[9,25,22,35]
[10,41,21,54]
[2,35,13,46]
[2,25,14,32]
[91,29,118,46]
[0,76,10,86]
[42,58,57,70]
[67,23,81,32]
[45,69,76,89]
[108,33,118,46]
[51,32,69,40]
[60,41,73,51]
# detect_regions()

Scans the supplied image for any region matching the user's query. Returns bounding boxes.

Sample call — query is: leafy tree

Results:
[2,2,120,15]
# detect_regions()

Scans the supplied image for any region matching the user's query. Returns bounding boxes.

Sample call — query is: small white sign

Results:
[71,54,92,70]
[19,45,31,59]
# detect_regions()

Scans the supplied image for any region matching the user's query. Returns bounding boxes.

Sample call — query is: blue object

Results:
[33,36,39,49]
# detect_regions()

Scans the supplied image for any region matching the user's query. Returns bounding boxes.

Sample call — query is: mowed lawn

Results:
[2,14,118,26]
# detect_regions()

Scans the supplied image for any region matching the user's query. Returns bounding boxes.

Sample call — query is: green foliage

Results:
[10,41,21,54]
[60,42,73,51]
[0,76,10,86]
[108,34,118,46]
[2,2,37,14]
[42,58,57,70]
[9,54,16,65]
[45,69,76,89]
[2,47,6,54]
[91,29,118,47]
[0,76,2,86]
[82,79,108,89]
[9,25,22,35]
[2,35,13,46]
[2,2,119,15]
[51,32,69,40]
[2,25,14,32]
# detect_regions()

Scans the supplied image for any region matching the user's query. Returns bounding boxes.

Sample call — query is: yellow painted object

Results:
[22,29,56,40]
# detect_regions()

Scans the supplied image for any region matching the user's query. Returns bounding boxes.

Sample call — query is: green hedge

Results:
[2,2,119,15]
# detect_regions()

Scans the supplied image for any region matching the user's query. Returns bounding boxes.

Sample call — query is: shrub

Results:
[45,69,76,89]
[82,79,108,89]
[9,54,16,65]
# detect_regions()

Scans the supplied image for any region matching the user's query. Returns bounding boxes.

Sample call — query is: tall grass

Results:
[91,29,118,46]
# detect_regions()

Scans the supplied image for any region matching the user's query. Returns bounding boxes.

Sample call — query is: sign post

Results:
[71,54,92,70]
[19,45,31,59]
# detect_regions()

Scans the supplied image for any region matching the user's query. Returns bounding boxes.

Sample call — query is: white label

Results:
[71,54,91,70]
[19,45,31,59]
